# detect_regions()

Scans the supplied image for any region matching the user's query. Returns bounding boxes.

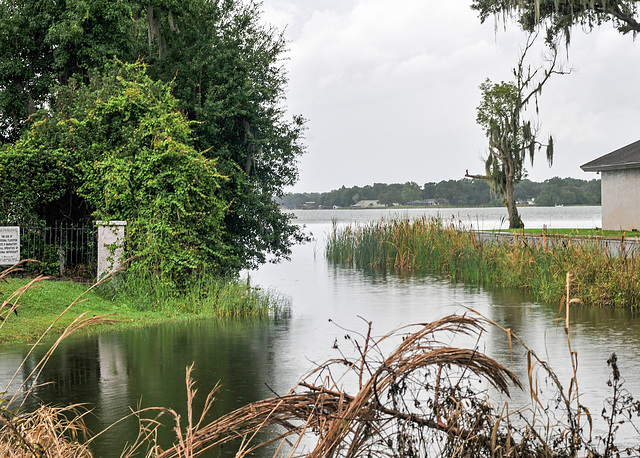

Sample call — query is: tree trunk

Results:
[505,177,523,229]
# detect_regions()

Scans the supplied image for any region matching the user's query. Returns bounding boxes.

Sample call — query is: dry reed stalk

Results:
[303,316,522,457]
[464,272,595,458]
[154,315,528,458]
[156,392,346,457]
[148,265,639,457]
[4,261,125,407]
[79,308,640,456]
[0,404,92,457]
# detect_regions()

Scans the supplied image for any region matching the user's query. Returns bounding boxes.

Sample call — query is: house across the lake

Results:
[352,200,384,208]
[581,139,640,231]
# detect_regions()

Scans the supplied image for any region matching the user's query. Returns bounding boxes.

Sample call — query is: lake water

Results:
[2,206,640,455]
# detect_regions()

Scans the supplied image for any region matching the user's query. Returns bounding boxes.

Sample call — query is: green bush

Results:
[0,61,229,287]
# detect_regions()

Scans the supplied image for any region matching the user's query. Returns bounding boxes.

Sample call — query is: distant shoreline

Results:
[282,203,599,210]
[279,177,601,209]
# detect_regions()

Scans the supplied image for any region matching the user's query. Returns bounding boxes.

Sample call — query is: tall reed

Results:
[326,216,640,308]
[0,261,116,456]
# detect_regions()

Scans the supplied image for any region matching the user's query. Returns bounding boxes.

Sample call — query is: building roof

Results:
[581,139,640,172]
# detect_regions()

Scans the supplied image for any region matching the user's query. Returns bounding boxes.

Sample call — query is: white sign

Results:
[0,226,20,265]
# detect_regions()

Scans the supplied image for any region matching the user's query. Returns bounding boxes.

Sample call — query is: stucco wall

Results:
[602,169,640,230]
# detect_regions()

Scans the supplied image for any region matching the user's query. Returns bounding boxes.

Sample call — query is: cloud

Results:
[261,0,640,192]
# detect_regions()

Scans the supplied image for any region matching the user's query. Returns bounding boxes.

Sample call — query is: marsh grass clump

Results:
[0,404,92,457]
[326,216,640,308]
[105,270,289,317]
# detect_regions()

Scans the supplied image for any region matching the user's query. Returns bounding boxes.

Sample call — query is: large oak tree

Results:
[0,62,228,285]
[0,0,306,274]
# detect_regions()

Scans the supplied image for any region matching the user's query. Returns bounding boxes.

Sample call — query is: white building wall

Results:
[602,169,640,230]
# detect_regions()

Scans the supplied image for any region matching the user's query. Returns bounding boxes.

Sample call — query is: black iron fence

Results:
[18,223,97,280]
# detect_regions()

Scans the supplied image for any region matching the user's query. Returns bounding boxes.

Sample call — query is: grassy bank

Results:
[0,273,287,345]
[495,227,635,238]
[326,216,640,308]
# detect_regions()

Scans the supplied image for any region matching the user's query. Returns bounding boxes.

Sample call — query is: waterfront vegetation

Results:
[326,216,640,308]
[1,258,639,455]
[0,271,286,345]
[0,1,307,286]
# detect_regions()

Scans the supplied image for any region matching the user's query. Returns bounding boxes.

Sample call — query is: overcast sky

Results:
[260,1,640,193]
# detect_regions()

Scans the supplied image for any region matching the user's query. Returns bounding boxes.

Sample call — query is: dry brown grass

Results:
[0,404,92,457]
[147,308,639,457]
[151,315,528,457]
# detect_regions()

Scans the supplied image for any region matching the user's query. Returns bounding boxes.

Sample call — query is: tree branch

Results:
[610,2,640,33]
[465,170,490,180]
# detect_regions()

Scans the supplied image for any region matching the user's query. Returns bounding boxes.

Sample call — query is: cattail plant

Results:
[326,216,640,308]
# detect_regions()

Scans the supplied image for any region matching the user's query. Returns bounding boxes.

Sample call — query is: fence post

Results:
[96,221,127,282]
[58,222,65,277]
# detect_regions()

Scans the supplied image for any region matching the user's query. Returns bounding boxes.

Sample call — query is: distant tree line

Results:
[279,177,601,208]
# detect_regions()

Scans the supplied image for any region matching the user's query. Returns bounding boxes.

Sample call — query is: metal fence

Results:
[19,223,97,279]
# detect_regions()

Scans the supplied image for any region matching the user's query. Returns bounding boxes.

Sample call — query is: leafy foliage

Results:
[141,0,307,270]
[401,181,422,202]
[0,0,141,145]
[0,61,228,284]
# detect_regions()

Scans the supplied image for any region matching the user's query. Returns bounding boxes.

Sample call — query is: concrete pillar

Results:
[96,221,127,282]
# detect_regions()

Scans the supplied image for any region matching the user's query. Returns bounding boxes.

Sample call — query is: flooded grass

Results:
[326,215,640,308]
[0,269,288,345]
[0,263,288,456]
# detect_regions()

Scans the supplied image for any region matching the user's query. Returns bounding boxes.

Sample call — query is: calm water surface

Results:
[2,206,640,455]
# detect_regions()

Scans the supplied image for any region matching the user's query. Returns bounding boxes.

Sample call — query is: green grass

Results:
[491,228,637,238]
[326,216,640,309]
[0,274,288,345]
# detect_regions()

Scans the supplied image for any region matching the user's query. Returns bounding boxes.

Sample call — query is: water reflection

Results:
[9,319,287,456]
